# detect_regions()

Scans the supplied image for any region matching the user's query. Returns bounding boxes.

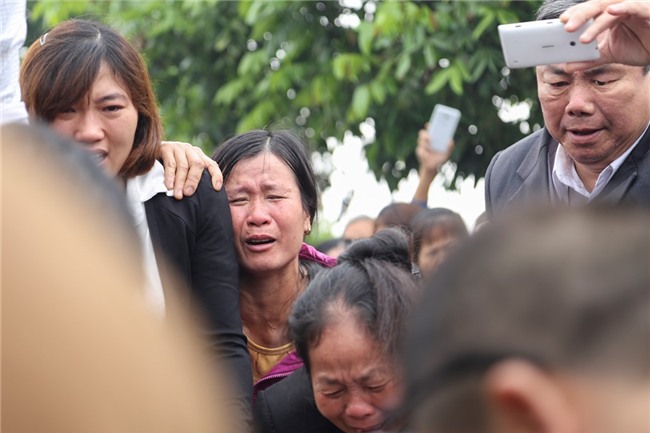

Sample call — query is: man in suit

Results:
[485,0,650,219]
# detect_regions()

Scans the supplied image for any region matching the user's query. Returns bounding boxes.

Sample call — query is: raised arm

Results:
[412,126,453,207]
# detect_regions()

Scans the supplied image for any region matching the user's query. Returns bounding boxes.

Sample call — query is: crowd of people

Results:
[3,0,650,432]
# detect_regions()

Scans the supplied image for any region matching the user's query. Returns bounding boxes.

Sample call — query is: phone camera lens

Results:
[570,41,576,46]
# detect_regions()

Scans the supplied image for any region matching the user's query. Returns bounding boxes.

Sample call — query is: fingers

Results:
[561,1,608,30]
[559,0,631,70]
[607,1,650,19]
[196,147,223,191]
[561,0,626,43]
[579,11,621,44]
[561,0,613,38]
[417,127,430,147]
[181,146,206,199]
[159,141,182,194]
[159,141,203,200]
[417,137,452,175]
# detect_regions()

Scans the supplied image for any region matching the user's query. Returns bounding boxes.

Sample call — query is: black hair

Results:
[212,129,318,225]
[290,227,419,371]
[536,0,585,20]
[411,207,468,263]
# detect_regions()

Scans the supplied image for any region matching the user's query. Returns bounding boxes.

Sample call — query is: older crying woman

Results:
[255,227,421,433]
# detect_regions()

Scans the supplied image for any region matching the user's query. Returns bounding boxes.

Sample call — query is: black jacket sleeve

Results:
[145,172,253,425]
[254,366,341,433]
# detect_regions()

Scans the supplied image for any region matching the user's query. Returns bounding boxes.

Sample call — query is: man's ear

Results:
[482,359,579,433]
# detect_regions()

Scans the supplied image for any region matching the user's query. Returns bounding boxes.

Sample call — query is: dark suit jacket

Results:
[144,171,253,419]
[485,126,650,219]
[255,366,342,433]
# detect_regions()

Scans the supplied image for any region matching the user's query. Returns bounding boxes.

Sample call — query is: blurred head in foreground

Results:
[2,123,231,433]
[403,206,650,433]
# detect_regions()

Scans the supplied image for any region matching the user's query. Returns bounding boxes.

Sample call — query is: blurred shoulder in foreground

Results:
[2,123,234,433]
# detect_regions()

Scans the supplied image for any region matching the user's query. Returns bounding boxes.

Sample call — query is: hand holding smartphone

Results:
[498,18,600,69]
[428,104,461,153]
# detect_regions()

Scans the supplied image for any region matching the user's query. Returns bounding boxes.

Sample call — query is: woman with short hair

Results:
[20,19,252,424]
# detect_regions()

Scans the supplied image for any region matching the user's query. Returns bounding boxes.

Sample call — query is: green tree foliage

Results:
[27,0,542,190]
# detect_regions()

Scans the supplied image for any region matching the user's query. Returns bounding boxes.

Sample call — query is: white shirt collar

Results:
[552,123,648,202]
[125,160,173,223]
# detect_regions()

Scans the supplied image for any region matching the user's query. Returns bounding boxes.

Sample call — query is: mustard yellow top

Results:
[247,337,295,383]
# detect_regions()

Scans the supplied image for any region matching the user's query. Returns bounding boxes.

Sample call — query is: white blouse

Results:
[125,160,174,316]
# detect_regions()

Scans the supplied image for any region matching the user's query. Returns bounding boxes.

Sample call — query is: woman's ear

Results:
[482,359,579,433]
[303,215,312,236]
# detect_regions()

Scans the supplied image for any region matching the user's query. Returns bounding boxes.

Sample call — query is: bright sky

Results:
[317,132,486,236]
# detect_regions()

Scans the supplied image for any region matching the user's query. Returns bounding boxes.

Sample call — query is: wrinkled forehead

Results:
[536,63,647,79]
[232,151,295,178]
[228,152,305,200]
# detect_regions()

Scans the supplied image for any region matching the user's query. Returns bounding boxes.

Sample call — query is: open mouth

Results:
[567,127,601,136]
[246,239,274,245]
[245,237,275,246]
[571,129,598,136]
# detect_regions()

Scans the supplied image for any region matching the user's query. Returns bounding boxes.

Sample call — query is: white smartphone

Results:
[498,18,600,69]
[428,104,461,153]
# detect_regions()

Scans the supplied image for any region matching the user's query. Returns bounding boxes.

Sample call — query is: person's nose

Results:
[246,199,271,227]
[345,393,375,420]
[565,83,595,117]
[73,111,104,144]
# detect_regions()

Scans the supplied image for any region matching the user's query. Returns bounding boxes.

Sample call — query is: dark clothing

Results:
[252,244,336,401]
[253,350,304,403]
[253,245,337,433]
[485,126,650,219]
[255,366,342,433]
[145,171,253,423]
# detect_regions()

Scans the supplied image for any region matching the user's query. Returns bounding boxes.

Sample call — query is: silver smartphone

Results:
[498,18,600,69]
[428,104,461,153]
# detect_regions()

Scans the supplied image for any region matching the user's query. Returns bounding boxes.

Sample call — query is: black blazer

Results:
[485,126,650,218]
[144,171,253,417]
[255,366,341,433]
